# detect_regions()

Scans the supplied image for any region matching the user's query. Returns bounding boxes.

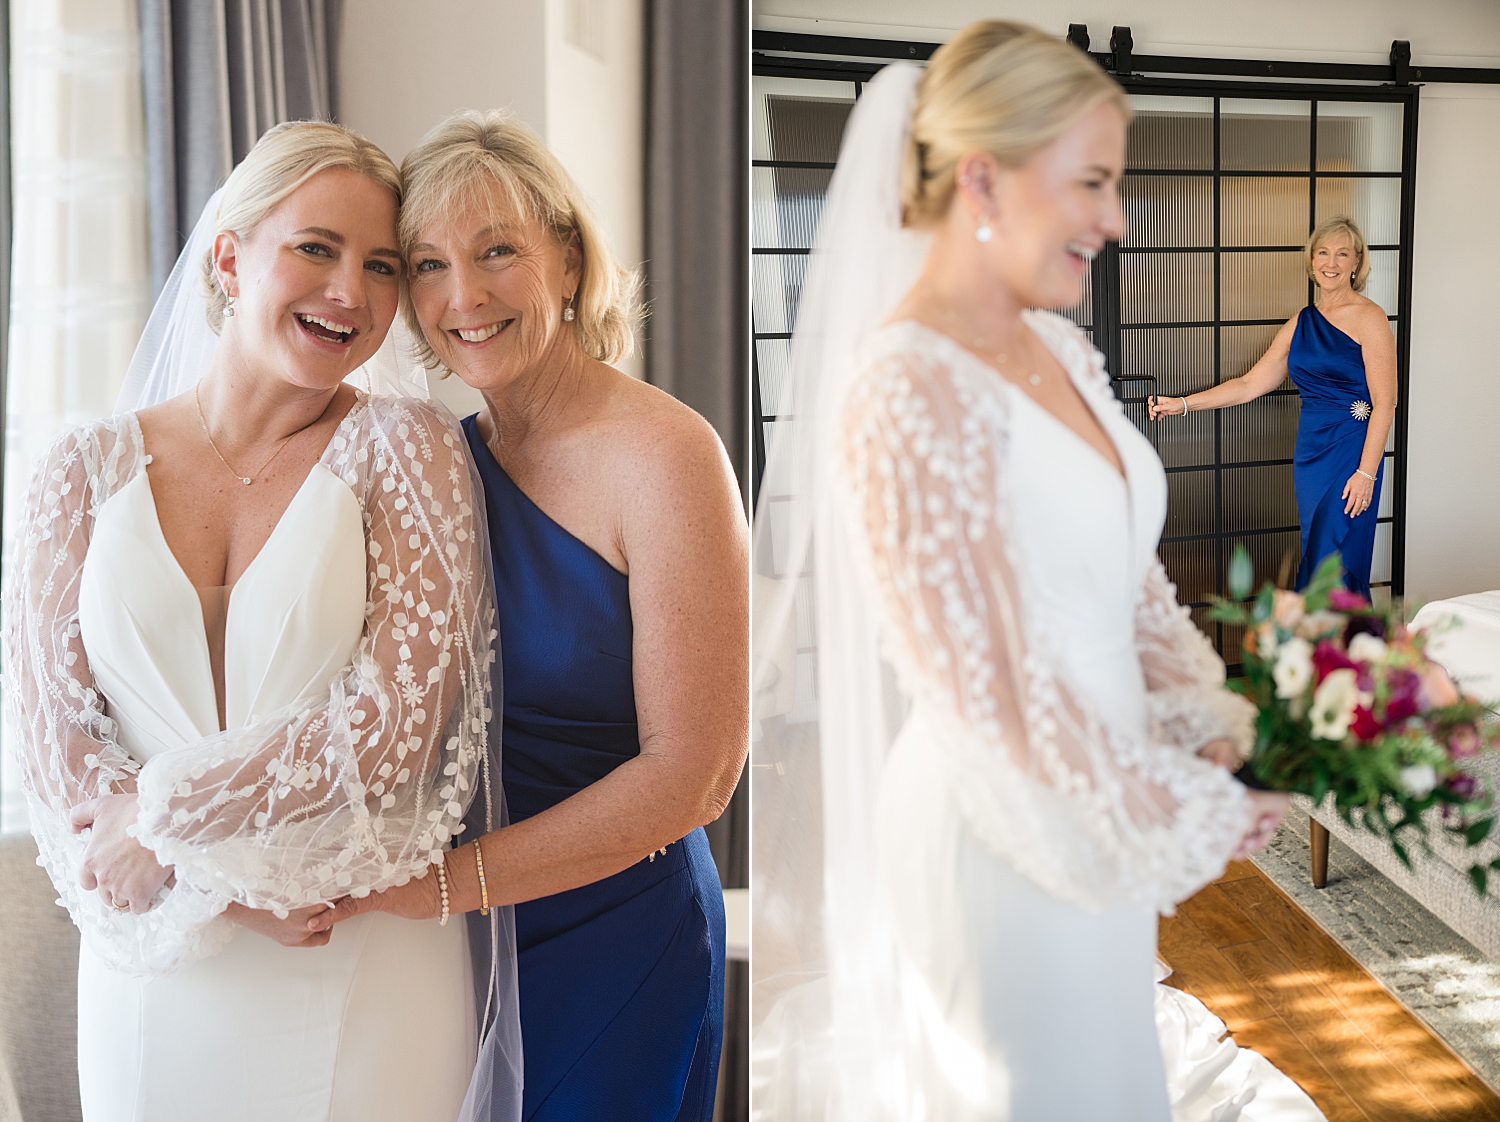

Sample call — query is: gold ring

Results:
[112,899,131,911]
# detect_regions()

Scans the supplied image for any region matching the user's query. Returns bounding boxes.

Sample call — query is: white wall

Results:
[756,0,1500,602]
[339,0,645,411]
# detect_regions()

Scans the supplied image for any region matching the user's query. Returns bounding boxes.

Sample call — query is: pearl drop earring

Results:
[975,224,993,244]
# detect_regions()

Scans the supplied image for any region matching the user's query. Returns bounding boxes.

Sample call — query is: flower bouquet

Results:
[1212,547,1500,894]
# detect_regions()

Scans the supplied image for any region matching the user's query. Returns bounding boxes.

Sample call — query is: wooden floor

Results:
[1159,859,1500,1122]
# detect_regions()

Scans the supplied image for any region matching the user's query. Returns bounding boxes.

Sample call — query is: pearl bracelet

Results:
[1355,468,1376,483]
[436,855,450,926]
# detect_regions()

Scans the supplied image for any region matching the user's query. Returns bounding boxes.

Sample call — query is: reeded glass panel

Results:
[1221,177,1308,247]
[1364,249,1399,314]
[1378,466,1394,518]
[752,167,832,249]
[1157,410,1215,469]
[1314,177,1400,245]
[1222,252,1305,321]
[1223,530,1303,597]
[1056,264,1094,329]
[1221,100,1311,171]
[1316,101,1403,173]
[1222,393,1301,463]
[1371,521,1393,584]
[1224,463,1298,531]
[1164,469,1216,538]
[755,338,792,417]
[1121,326,1212,396]
[751,254,807,336]
[1114,377,1156,442]
[1126,96,1214,169]
[1160,539,1218,604]
[1122,253,1213,324]
[1222,324,1289,383]
[1122,175,1212,247]
[753,80,856,161]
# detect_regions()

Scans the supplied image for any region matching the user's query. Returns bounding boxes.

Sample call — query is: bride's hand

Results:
[226,902,336,948]
[305,868,443,935]
[1196,739,1241,769]
[1234,791,1291,859]
[71,794,173,913]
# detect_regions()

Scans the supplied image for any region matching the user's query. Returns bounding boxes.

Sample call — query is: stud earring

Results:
[975,224,993,244]
[562,297,576,322]
[224,294,236,317]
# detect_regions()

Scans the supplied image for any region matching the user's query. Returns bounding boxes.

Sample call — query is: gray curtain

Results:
[644,6,749,1120]
[138,0,343,297]
[645,0,749,502]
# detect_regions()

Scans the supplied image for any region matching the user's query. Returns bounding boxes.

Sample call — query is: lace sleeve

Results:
[2,422,232,973]
[132,398,497,925]
[841,344,1251,913]
[1135,559,1256,761]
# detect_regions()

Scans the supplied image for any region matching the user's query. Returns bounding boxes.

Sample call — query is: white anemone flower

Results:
[1347,632,1389,664]
[1273,637,1314,700]
[1399,764,1438,798]
[1310,668,1361,741]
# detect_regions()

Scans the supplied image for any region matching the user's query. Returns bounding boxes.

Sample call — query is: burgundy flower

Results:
[1329,588,1371,612]
[1449,773,1478,801]
[1343,615,1387,646]
[1385,669,1422,724]
[1312,640,1360,685]
[1351,706,1382,741]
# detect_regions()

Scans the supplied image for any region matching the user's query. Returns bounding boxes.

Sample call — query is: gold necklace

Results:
[195,382,300,486]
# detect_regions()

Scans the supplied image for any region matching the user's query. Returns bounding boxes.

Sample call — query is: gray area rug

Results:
[1252,806,1500,1090]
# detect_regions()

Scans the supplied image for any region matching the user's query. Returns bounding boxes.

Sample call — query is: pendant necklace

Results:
[195,382,300,486]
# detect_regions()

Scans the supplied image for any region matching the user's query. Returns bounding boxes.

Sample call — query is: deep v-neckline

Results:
[900,319,1132,487]
[126,403,361,598]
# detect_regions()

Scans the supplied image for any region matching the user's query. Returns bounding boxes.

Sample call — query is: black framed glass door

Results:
[751,49,1417,663]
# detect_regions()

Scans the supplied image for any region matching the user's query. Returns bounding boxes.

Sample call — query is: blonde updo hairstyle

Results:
[1306,215,1370,293]
[399,109,639,368]
[902,21,1132,228]
[200,120,402,332]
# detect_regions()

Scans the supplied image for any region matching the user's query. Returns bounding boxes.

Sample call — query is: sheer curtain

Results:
[1,0,152,833]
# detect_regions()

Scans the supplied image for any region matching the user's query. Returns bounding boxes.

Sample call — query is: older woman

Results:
[1149,216,1397,595]
[311,111,749,1121]
[5,122,500,1120]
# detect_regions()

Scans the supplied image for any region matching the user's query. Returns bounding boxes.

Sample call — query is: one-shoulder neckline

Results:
[1305,304,1363,350]
[465,415,629,582]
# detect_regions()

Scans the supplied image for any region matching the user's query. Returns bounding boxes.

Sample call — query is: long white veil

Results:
[115,192,523,1122]
[115,189,430,413]
[750,63,938,1120]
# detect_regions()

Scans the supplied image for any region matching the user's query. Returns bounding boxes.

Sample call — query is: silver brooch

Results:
[1350,400,1372,421]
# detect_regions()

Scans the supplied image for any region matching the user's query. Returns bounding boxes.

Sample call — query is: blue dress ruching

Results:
[464,416,726,1121]
[1287,305,1384,596]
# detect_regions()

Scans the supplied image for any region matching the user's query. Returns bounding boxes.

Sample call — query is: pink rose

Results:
[1448,724,1481,759]
[1329,588,1371,612]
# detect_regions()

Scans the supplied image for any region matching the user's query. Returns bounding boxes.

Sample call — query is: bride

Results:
[752,22,1318,1121]
[3,121,518,1121]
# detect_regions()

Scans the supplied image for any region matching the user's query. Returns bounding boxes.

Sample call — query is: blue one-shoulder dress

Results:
[1287,305,1384,596]
[463,416,726,1122]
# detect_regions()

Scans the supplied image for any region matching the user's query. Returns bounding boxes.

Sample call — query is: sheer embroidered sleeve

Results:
[1134,559,1256,761]
[1,421,231,972]
[131,398,498,927]
[841,338,1251,913]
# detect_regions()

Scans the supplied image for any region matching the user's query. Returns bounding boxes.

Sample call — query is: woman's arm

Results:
[1341,307,1398,516]
[1148,313,1297,418]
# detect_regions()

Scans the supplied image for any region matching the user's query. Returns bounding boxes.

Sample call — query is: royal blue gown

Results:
[1287,305,1384,596]
[464,416,726,1121]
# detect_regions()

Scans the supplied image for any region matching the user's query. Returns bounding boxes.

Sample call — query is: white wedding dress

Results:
[830,314,1322,1120]
[4,395,499,1121]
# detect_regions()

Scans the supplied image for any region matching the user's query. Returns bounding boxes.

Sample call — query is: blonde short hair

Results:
[903,21,1131,227]
[200,120,401,331]
[399,109,639,367]
[1306,215,1370,293]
